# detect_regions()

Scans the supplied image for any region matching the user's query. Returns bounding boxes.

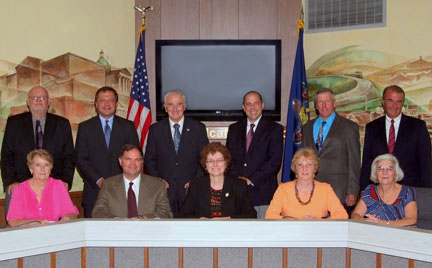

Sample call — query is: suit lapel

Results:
[393,114,407,153]
[377,116,389,150]
[240,120,247,153]
[137,174,147,214]
[161,119,176,154]
[320,114,340,154]
[24,112,37,148]
[304,118,318,153]
[114,176,128,217]
[43,113,55,149]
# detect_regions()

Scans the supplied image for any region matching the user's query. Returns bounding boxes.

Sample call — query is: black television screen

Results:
[155,39,281,121]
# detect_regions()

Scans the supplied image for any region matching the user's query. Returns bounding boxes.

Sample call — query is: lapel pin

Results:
[186,128,190,132]
[225,192,230,197]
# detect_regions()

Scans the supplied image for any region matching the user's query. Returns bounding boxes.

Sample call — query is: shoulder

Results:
[335,114,358,128]
[141,174,165,188]
[78,116,99,127]
[149,118,169,131]
[365,116,385,131]
[277,181,294,192]
[103,174,123,187]
[259,117,283,131]
[228,119,246,130]
[400,185,416,201]
[114,115,134,126]
[5,112,31,124]
[225,175,246,187]
[401,114,427,127]
[46,177,68,190]
[47,113,69,123]
[184,117,205,127]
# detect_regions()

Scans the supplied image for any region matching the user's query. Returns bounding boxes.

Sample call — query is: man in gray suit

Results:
[302,88,360,209]
[92,144,172,218]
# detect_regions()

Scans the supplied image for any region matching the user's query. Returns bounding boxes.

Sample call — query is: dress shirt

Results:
[99,115,114,132]
[169,116,185,139]
[123,175,141,207]
[313,112,336,143]
[246,115,262,135]
[385,114,402,143]
[32,116,46,138]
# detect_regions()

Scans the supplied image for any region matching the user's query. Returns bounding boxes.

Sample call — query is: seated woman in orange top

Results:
[266,148,348,220]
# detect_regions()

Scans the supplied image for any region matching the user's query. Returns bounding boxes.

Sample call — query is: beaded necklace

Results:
[294,180,315,205]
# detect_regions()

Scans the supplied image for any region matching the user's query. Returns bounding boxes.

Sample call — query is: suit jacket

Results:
[360,114,432,189]
[75,115,140,217]
[144,117,209,203]
[302,113,360,203]
[226,117,284,206]
[1,112,75,189]
[92,173,172,218]
[178,175,256,218]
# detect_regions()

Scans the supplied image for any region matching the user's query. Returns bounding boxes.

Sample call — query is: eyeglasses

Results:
[206,159,225,165]
[377,166,394,172]
[165,103,185,108]
[295,162,314,169]
[28,96,48,101]
[98,98,116,103]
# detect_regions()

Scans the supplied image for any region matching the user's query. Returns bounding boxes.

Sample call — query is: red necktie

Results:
[388,119,395,153]
[127,182,138,218]
[246,123,255,152]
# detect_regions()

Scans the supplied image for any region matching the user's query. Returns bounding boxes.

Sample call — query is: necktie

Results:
[173,123,181,153]
[104,120,111,148]
[316,121,326,153]
[35,120,43,149]
[388,119,395,153]
[246,123,255,152]
[127,182,138,218]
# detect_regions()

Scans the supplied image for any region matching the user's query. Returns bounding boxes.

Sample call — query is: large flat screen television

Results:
[155,39,281,121]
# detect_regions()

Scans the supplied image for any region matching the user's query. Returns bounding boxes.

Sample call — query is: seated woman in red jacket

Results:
[178,142,256,219]
[7,149,79,227]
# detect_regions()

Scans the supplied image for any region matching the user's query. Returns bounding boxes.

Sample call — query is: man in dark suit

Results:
[302,88,360,208]
[76,86,140,217]
[92,144,172,219]
[360,85,431,189]
[1,86,75,217]
[144,90,209,217]
[226,91,283,219]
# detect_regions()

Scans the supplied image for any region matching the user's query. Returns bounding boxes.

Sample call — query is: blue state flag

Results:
[282,23,310,182]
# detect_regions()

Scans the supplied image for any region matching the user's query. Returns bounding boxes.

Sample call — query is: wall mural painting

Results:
[306,45,432,146]
[0,52,133,194]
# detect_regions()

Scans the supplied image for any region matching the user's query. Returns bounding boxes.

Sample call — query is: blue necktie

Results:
[173,123,181,153]
[316,121,326,153]
[104,120,111,148]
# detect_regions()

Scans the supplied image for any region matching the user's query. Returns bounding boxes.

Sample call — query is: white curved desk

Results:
[0,219,431,267]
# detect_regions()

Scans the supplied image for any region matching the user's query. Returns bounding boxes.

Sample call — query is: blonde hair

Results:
[291,147,319,173]
[27,149,54,169]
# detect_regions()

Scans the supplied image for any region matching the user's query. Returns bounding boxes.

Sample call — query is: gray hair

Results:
[370,154,404,183]
[314,88,336,104]
[163,90,187,106]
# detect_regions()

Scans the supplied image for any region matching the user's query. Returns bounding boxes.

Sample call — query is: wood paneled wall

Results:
[135,0,302,125]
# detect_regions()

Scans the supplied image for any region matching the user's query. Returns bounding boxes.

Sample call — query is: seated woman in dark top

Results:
[351,153,417,227]
[178,142,256,219]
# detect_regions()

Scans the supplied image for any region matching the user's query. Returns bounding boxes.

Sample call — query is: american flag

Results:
[127,24,152,149]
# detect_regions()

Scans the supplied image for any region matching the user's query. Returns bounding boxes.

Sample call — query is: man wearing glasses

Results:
[76,86,139,217]
[144,90,209,217]
[1,86,75,217]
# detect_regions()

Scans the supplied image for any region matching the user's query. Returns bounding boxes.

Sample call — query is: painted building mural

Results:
[0,53,133,193]
[306,46,432,142]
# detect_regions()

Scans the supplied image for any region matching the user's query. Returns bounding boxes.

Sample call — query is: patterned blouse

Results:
[361,184,416,221]
[210,187,223,218]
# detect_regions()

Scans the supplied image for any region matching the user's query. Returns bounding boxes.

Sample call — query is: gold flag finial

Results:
[134,5,154,29]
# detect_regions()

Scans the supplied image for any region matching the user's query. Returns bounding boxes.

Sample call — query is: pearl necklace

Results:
[294,180,315,205]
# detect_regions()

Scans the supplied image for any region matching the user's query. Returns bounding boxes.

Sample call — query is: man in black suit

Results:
[226,91,284,218]
[360,85,432,189]
[76,86,140,217]
[1,86,75,216]
[144,90,209,217]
